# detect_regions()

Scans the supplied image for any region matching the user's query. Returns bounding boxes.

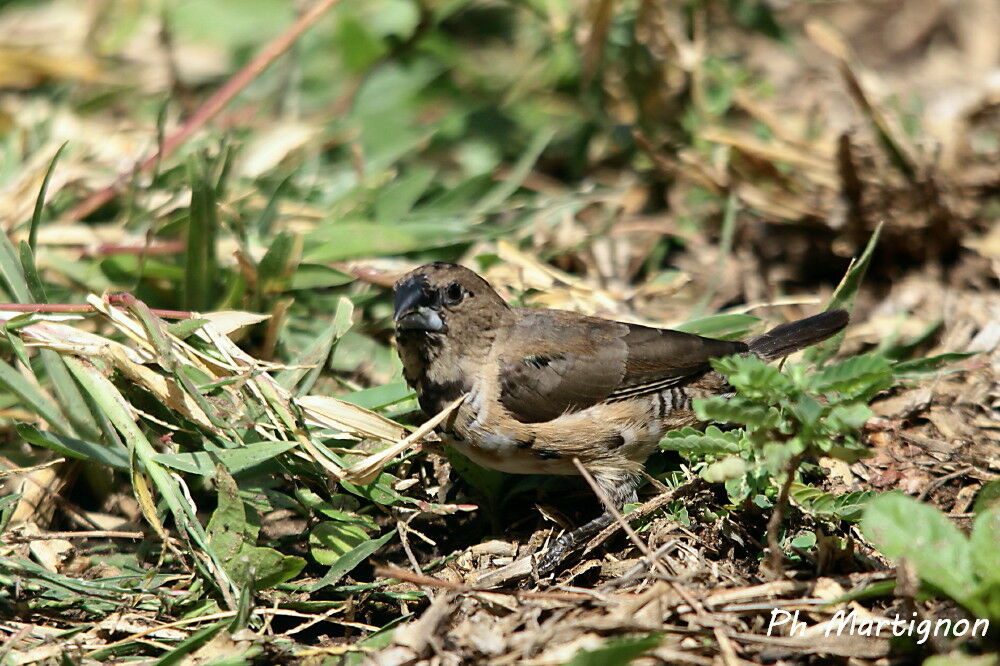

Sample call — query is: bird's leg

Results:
[536,511,614,575]
[535,473,639,576]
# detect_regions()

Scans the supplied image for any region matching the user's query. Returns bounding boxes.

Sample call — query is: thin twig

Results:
[374,566,593,602]
[571,459,714,623]
[0,298,191,320]
[3,530,144,542]
[65,0,343,221]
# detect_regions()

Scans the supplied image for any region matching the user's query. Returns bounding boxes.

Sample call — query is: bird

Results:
[392,261,848,574]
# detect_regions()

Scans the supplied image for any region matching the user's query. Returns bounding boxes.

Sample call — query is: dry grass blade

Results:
[342,394,465,485]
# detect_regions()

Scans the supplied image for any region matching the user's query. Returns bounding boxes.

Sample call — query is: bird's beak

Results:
[393,277,446,332]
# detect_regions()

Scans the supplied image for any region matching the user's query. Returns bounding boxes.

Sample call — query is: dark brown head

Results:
[392,262,509,337]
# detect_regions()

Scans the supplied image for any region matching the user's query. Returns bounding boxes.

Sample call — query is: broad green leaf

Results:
[676,313,759,338]
[862,493,974,609]
[303,220,470,263]
[970,506,1000,587]
[310,521,370,565]
[701,456,747,482]
[973,481,1000,515]
[208,467,304,590]
[154,440,298,475]
[338,381,415,410]
[375,165,436,223]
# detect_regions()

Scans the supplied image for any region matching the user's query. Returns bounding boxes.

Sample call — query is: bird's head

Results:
[392,262,509,337]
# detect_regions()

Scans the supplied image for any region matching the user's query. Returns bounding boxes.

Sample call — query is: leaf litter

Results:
[0,0,997,664]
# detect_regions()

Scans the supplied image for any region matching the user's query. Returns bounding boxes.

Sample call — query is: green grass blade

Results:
[807,222,883,364]
[29,141,68,252]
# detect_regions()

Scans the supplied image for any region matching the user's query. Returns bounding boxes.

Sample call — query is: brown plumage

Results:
[393,262,848,573]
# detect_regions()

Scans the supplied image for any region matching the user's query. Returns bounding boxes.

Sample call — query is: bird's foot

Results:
[536,531,578,577]
[533,512,616,579]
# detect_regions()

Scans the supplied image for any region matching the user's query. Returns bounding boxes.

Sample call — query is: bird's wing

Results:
[497,310,748,423]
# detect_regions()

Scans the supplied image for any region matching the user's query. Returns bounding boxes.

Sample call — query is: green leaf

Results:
[310,521,370,565]
[445,448,505,509]
[711,354,792,396]
[375,165,436,223]
[694,397,780,429]
[790,483,875,522]
[184,158,220,311]
[566,633,662,666]
[29,141,68,251]
[152,620,228,666]
[207,467,304,590]
[0,359,70,435]
[676,313,759,338]
[153,441,298,475]
[825,402,872,431]
[257,231,297,294]
[862,493,975,610]
[808,223,882,364]
[970,506,1000,587]
[812,354,892,398]
[893,352,978,376]
[276,296,353,394]
[310,529,397,591]
[18,423,129,471]
[973,480,1000,516]
[338,381,414,410]
[472,127,555,215]
[303,220,471,263]
[289,264,354,290]
[701,456,747,482]
[660,425,742,455]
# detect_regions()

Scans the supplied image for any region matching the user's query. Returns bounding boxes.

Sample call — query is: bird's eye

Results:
[442,282,464,306]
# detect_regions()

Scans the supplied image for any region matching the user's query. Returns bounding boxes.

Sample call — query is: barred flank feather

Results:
[748,310,849,361]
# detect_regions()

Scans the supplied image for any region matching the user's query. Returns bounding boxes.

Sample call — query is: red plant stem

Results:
[64,0,343,222]
[91,242,187,257]
[0,300,192,320]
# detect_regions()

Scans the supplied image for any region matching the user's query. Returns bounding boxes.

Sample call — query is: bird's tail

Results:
[747,310,849,360]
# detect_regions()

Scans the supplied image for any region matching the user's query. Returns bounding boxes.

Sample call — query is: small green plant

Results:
[660,351,894,570]
[661,352,893,504]
[863,492,1000,624]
